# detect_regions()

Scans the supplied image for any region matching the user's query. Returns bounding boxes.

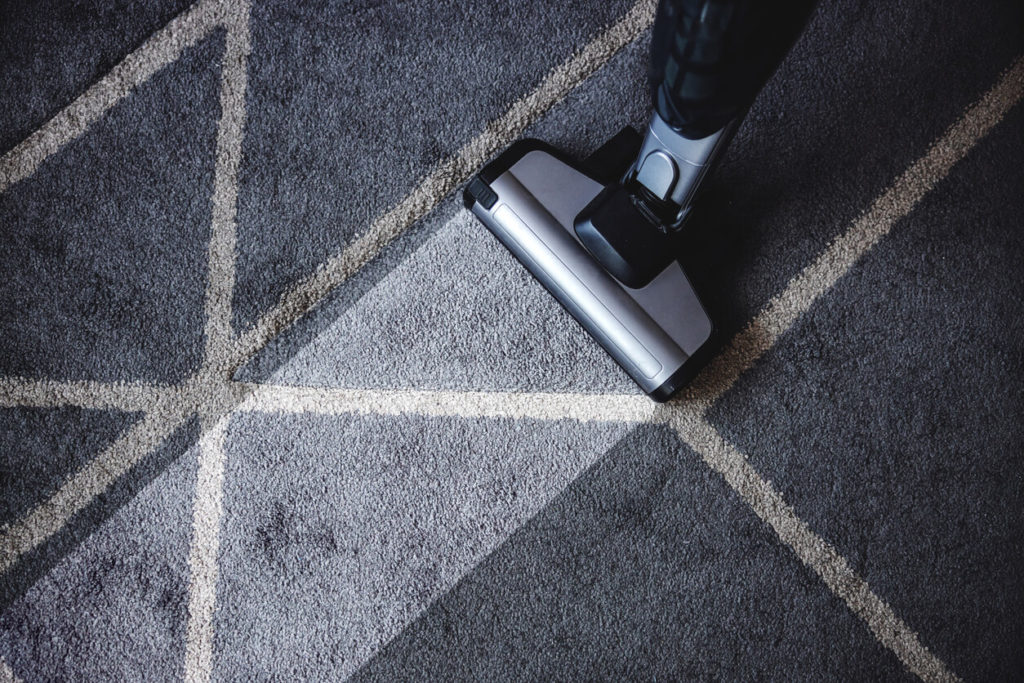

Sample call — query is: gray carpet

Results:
[1,0,1022,680]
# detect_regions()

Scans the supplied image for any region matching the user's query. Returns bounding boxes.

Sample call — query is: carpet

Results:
[1,0,1022,680]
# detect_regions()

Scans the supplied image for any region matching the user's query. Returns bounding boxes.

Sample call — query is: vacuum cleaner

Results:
[465,0,817,400]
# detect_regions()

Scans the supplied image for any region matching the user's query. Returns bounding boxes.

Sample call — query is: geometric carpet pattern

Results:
[1,0,1021,680]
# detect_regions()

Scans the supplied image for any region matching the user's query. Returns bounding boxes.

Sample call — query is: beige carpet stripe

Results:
[184,417,229,683]
[651,57,1024,682]
[203,0,252,367]
[188,7,252,680]
[0,0,227,194]
[657,58,1024,681]
[683,54,1024,411]
[0,377,171,413]
[234,0,659,363]
[668,408,958,682]
[0,393,191,572]
[238,383,657,424]
[0,656,21,683]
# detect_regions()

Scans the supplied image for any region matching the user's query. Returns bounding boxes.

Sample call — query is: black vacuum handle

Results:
[650,0,818,139]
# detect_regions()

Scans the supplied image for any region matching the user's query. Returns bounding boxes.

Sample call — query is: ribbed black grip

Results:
[650,0,817,139]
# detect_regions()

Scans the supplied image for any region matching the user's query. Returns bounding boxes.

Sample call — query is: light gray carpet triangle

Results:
[263,210,635,393]
[213,409,639,680]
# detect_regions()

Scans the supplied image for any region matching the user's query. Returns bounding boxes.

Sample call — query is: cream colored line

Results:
[0,0,228,194]
[652,56,1024,682]
[0,656,22,683]
[237,383,657,425]
[233,0,659,364]
[0,391,191,572]
[667,408,958,682]
[0,371,251,574]
[682,55,1024,413]
[184,416,229,683]
[186,4,252,680]
[203,0,252,366]
[0,376,171,413]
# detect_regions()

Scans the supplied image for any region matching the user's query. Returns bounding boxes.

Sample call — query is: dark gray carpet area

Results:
[1,30,224,383]
[0,0,195,153]
[708,106,1024,680]
[679,0,1024,339]
[0,407,138,528]
[231,0,637,331]
[1,0,1022,680]
[354,424,913,681]
[0,420,200,681]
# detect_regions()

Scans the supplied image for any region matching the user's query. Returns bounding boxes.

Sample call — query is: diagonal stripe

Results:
[233,0,659,365]
[682,55,1024,413]
[0,0,227,194]
[0,394,190,572]
[0,377,172,413]
[0,370,254,575]
[237,383,657,424]
[203,0,251,366]
[184,416,229,683]
[653,56,1024,682]
[667,407,959,683]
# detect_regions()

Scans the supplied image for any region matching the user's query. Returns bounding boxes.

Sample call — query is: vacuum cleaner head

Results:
[464,132,714,402]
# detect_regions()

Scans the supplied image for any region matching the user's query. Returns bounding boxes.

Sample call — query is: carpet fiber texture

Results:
[1,0,1022,680]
